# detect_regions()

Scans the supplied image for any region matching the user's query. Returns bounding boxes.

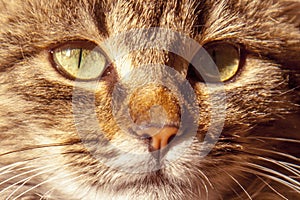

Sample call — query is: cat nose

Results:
[138,126,179,151]
[128,85,181,151]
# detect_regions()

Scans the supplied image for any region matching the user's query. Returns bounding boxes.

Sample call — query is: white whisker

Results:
[247,147,299,161]
[257,157,300,177]
[246,136,300,144]
[238,165,300,192]
[38,163,102,200]
[0,160,76,198]
[12,167,85,200]
[214,158,300,194]
[3,165,62,199]
[226,173,252,199]
[215,165,252,200]
[0,161,26,173]
[0,165,49,189]
[247,163,300,188]
[197,168,214,190]
[256,176,288,200]
[39,187,54,200]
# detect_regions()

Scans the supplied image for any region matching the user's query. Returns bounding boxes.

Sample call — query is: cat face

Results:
[0,0,299,199]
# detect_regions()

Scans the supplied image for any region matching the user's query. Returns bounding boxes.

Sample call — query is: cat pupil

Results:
[78,48,83,69]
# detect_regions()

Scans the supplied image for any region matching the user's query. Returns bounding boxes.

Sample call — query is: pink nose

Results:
[139,126,178,151]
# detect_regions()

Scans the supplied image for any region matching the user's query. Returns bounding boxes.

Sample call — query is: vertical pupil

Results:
[78,48,83,69]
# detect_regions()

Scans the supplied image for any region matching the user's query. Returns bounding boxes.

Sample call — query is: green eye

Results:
[206,42,241,82]
[51,41,108,80]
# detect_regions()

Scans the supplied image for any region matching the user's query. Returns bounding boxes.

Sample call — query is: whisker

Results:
[0,161,29,173]
[0,154,74,186]
[225,172,252,199]
[214,164,252,200]
[238,164,300,192]
[0,165,33,176]
[0,158,78,198]
[281,162,300,170]
[247,163,300,187]
[199,176,209,200]
[39,162,103,200]
[0,151,84,179]
[6,174,38,200]
[0,165,50,189]
[256,157,300,177]
[242,167,300,192]
[247,147,299,161]
[277,85,300,97]
[197,168,214,190]
[39,187,54,200]
[1,165,62,198]
[0,140,81,157]
[256,176,288,200]
[248,176,269,198]
[214,158,300,193]
[246,136,300,144]
[13,166,88,200]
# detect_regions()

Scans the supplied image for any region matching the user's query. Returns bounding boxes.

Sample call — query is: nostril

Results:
[150,126,179,151]
[134,126,179,151]
[167,134,176,144]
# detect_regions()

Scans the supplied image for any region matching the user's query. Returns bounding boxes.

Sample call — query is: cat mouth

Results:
[100,139,197,175]
[97,160,205,197]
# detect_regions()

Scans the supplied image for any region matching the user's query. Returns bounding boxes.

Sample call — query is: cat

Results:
[0,0,299,199]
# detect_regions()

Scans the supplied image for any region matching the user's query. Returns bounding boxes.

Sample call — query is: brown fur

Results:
[0,0,299,199]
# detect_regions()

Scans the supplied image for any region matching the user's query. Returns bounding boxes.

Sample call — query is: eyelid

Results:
[50,40,97,50]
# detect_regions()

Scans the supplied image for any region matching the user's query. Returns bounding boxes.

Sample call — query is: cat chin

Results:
[61,175,207,200]
[55,147,210,199]
[42,164,207,199]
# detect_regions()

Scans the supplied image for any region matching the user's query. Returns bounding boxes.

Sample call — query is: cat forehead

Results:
[0,0,288,33]
[0,0,299,70]
[0,0,278,42]
[1,0,200,33]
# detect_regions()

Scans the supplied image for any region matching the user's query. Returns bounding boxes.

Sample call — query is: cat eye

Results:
[50,41,108,80]
[187,42,242,83]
